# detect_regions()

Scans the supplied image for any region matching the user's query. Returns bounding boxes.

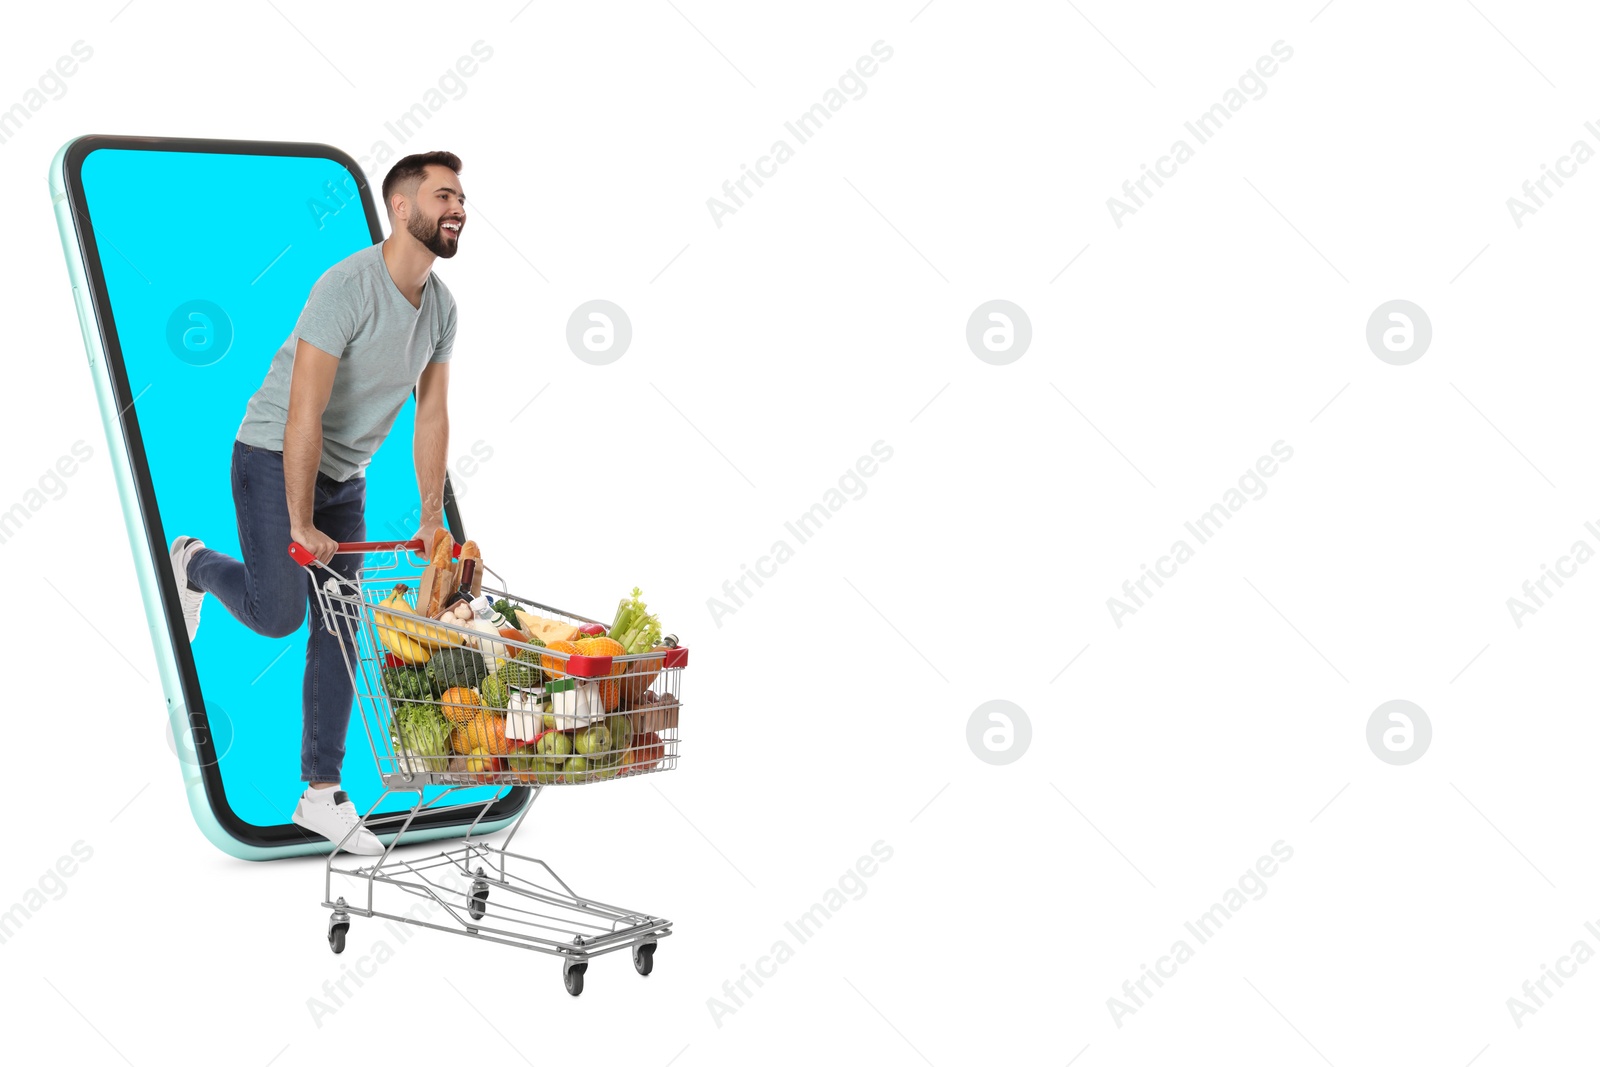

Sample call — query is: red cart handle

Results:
[287,537,460,567]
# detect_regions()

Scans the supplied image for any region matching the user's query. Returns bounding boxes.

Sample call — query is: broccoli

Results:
[381,665,432,701]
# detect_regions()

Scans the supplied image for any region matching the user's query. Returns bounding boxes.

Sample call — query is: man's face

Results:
[403,165,466,258]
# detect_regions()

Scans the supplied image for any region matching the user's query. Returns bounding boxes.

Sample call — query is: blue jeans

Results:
[187,438,367,782]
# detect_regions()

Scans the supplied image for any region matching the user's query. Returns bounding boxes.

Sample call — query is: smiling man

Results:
[166,150,466,853]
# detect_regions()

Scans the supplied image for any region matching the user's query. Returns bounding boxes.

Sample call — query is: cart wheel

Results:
[633,941,655,976]
[328,923,348,954]
[563,963,586,996]
[469,870,489,921]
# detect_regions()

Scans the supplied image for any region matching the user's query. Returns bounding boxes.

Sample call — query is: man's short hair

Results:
[381,151,463,217]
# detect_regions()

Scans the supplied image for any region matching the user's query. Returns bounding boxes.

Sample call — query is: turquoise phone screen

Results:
[79,147,497,826]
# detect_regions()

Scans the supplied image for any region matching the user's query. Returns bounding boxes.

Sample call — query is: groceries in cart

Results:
[297,532,681,984]
[369,534,681,786]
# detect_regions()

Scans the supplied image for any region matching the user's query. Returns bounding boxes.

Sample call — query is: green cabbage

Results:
[393,702,452,760]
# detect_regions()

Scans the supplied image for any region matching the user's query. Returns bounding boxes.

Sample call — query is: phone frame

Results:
[49,133,527,859]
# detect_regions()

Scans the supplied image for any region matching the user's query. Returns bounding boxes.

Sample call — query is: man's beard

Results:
[408,211,459,258]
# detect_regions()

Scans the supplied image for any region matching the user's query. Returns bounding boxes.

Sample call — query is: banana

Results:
[374,585,434,663]
[375,584,465,655]
[376,620,433,664]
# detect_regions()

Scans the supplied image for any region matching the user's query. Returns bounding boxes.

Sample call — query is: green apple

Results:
[605,713,632,752]
[564,755,591,781]
[536,730,573,757]
[574,724,612,756]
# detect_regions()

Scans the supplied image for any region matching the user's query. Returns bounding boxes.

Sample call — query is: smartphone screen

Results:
[69,141,509,841]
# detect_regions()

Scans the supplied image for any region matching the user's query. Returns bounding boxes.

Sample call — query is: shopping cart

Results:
[289,537,685,995]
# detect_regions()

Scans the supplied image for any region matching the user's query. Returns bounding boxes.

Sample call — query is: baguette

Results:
[513,609,582,645]
[435,528,458,605]
[429,526,452,559]
[418,530,455,617]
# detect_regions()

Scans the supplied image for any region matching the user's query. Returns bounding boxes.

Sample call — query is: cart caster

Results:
[328,899,350,955]
[563,937,588,996]
[469,867,489,921]
[633,941,656,976]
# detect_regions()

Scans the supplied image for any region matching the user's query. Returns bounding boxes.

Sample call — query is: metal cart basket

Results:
[290,537,685,995]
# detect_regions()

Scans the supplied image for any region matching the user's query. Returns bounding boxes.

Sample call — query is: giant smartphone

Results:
[49,134,526,859]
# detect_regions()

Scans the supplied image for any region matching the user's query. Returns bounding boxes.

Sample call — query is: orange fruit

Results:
[439,686,482,723]
[575,636,626,658]
[541,639,580,680]
[481,714,512,755]
[452,712,511,755]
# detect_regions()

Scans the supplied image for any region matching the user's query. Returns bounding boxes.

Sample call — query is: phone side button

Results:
[71,284,96,367]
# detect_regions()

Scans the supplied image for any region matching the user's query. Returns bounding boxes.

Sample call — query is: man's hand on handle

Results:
[411,520,446,555]
[291,523,339,566]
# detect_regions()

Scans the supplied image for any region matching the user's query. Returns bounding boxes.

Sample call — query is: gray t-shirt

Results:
[235,242,456,481]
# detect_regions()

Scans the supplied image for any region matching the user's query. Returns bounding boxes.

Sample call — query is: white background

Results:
[7,1,1600,1063]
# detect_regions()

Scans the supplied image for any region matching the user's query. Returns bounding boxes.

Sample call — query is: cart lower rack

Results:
[293,537,685,995]
[323,784,668,995]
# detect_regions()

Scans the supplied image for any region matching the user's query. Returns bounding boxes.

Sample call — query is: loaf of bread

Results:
[439,528,461,602]
[417,529,455,617]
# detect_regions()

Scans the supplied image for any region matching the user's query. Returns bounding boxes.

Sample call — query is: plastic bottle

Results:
[466,595,514,671]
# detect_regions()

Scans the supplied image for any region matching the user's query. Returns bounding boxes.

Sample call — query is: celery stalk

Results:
[609,587,661,654]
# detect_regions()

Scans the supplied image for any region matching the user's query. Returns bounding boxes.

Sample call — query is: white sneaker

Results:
[169,536,206,640]
[292,787,386,855]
